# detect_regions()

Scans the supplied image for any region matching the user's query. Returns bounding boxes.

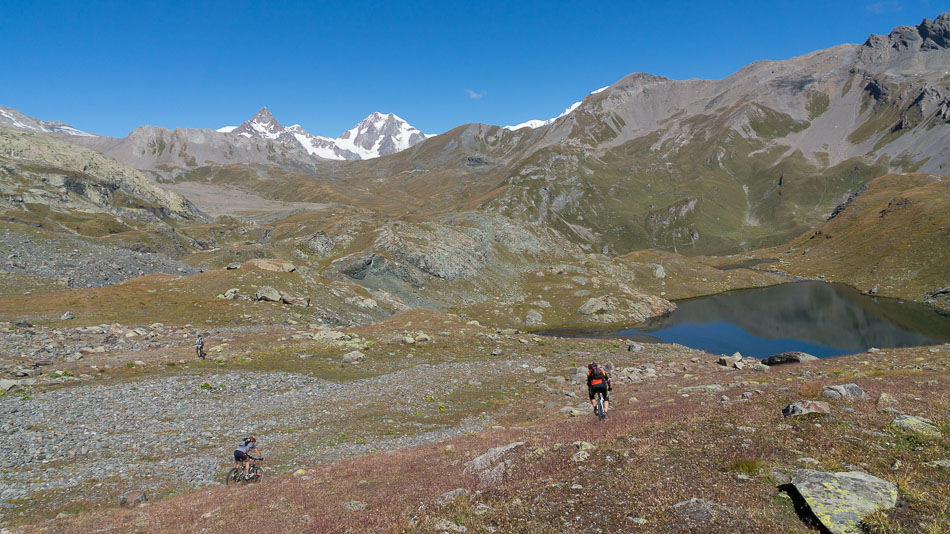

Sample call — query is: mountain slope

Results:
[750,172,950,311]
[0,105,96,137]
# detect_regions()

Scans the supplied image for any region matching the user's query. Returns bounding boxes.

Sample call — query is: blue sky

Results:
[1,0,946,137]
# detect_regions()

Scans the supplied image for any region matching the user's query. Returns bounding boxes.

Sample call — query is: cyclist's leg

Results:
[588,388,596,410]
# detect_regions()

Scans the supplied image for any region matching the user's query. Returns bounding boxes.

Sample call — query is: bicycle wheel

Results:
[249,465,263,483]
[226,467,241,485]
[596,393,606,421]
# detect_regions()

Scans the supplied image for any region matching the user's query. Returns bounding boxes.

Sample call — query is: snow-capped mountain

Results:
[218,108,429,160]
[0,105,97,137]
[503,86,610,131]
[334,112,430,159]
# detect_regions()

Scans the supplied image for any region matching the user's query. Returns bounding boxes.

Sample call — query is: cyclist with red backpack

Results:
[234,436,263,480]
[587,362,612,417]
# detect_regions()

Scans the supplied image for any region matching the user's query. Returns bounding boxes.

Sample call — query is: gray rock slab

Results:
[790,469,897,534]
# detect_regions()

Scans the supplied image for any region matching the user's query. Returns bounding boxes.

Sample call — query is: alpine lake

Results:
[543,281,950,358]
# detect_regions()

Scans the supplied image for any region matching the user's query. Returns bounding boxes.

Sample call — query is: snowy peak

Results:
[0,105,97,137]
[231,107,286,140]
[217,108,429,160]
[336,112,429,159]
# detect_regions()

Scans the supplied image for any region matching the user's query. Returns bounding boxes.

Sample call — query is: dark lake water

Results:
[545,281,950,358]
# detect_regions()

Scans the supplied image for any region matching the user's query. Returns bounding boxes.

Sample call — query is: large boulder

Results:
[255,286,282,302]
[789,469,897,534]
[890,415,942,438]
[762,351,819,366]
[782,400,831,418]
[244,258,296,272]
[822,384,870,401]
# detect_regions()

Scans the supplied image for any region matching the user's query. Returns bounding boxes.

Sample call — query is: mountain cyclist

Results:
[234,436,263,480]
[195,334,205,359]
[587,362,612,418]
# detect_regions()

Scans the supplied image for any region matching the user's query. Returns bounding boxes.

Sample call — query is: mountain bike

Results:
[595,392,607,422]
[226,456,264,485]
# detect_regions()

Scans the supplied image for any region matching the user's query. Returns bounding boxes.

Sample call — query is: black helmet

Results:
[588,362,597,370]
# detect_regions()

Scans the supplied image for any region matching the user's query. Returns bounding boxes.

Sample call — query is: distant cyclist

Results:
[195,334,205,359]
[587,362,612,417]
[234,436,262,480]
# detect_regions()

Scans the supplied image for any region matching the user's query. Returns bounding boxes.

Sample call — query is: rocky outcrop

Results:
[0,127,203,224]
[577,294,675,324]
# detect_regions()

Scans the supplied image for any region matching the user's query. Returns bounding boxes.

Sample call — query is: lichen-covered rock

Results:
[890,415,942,438]
[790,469,897,534]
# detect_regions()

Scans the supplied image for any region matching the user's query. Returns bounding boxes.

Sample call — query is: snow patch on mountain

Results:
[216,126,237,133]
[503,85,610,131]
[0,105,97,137]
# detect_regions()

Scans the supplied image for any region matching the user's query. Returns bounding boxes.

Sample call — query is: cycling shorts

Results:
[588,383,609,401]
[234,450,248,462]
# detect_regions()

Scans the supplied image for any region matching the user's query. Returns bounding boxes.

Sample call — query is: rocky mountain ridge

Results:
[220,107,429,160]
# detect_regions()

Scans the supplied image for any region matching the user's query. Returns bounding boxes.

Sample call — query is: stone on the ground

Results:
[225,262,241,270]
[342,501,367,511]
[924,460,950,471]
[578,297,608,315]
[573,441,595,451]
[789,469,897,534]
[465,442,524,474]
[762,351,819,366]
[572,450,590,462]
[281,295,310,307]
[718,353,742,368]
[876,393,898,411]
[671,498,733,529]
[134,493,148,505]
[653,264,666,279]
[822,384,870,401]
[782,400,830,418]
[433,488,469,507]
[532,366,547,374]
[434,518,467,532]
[342,350,365,364]
[525,309,543,325]
[255,286,281,302]
[678,384,724,395]
[490,347,503,356]
[890,415,942,438]
[61,311,75,321]
[244,258,296,272]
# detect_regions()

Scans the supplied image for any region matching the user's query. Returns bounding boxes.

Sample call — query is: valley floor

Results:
[1,311,948,533]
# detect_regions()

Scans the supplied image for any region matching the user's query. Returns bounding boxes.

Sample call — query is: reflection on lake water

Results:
[545,281,950,358]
